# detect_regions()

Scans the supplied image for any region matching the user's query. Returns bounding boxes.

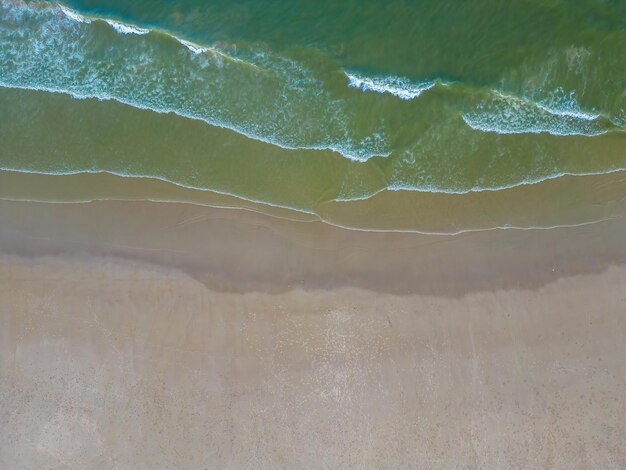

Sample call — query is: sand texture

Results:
[1,199,625,468]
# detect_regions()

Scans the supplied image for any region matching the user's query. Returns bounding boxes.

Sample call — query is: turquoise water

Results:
[0,0,624,221]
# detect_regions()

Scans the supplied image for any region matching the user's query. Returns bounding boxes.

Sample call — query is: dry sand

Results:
[1,198,625,468]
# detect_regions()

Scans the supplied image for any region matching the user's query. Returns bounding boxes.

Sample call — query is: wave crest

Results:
[0,0,393,161]
[462,90,608,136]
[344,71,435,100]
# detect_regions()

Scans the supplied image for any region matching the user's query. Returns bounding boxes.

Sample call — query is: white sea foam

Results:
[59,3,254,67]
[535,102,600,121]
[104,19,149,35]
[462,90,607,136]
[2,166,624,236]
[344,71,435,100]
[535,88,601,121]
[0,79,388,163]
[5,1,617,169]
[61,4,148,36]
[59,5,90,24]
[0,166,318,216]
[462,115,607,136]
[60,3,203,44]
[333,165,626,205]
[1,1,392,162]
[178,38,209,55]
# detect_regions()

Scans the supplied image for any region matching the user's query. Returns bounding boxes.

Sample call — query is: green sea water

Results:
[0,0,624,224]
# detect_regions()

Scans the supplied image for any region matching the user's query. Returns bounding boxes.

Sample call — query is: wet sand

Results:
[2,168,626,233]
[1,197,626,468]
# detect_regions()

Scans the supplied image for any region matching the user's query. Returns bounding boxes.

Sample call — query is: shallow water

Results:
[0,0,624,227]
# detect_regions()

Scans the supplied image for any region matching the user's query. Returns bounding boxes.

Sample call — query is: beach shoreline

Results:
[1,196,625,467]
[2,0,625,466]
[1,197,625,295]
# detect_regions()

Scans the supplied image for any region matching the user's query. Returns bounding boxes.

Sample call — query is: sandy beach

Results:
[1,197,625,468]
[2,1,625,467]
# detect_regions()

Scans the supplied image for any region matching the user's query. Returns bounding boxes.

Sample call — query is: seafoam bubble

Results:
[537,87,600,120]
[104,20,149,35]
[344,71,435,100]
[178,38,209,55]
[61,4,148,36]
[59,5,91,23]
[462,90,607,136]
[0,0,393,162]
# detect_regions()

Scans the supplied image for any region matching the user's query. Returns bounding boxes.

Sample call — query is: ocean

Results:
[1,0,624,231]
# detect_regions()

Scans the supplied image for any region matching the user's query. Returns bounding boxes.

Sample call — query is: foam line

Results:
[344,71,435,100]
